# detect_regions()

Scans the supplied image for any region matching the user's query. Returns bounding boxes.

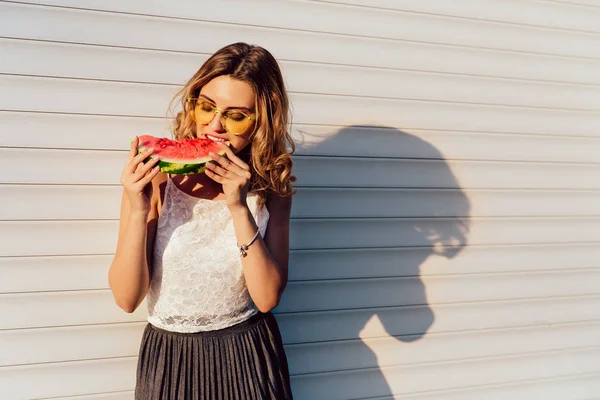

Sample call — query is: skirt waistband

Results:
[146,311,269,338]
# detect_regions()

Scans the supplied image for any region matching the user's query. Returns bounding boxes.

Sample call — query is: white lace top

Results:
[146,177,270,333]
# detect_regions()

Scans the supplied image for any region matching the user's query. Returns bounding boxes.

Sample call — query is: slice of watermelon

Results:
[137,135,228,175]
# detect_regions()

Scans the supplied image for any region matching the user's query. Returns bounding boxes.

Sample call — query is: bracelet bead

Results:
[238,229,260,257]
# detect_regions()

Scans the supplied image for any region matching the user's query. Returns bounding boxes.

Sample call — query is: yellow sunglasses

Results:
[187,97,257,135]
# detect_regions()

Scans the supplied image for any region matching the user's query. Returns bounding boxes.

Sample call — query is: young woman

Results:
[108,42,295,399]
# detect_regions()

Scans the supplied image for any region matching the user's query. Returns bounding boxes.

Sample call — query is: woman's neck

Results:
[171,173,224,199]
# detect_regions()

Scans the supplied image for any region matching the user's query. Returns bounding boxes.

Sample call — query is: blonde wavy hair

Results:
[169,42,296,207]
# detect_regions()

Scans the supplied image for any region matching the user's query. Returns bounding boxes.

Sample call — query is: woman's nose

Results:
[207,112,225,132]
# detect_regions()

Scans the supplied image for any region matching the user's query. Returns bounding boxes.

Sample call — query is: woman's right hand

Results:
[120,137,161,215]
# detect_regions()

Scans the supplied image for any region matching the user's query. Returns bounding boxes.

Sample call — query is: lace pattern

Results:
[147,178,270,333]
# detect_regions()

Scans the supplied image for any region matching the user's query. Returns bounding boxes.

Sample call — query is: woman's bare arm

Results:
[108,138,165,313]
[230,194,291,313]
[107,188,159,313]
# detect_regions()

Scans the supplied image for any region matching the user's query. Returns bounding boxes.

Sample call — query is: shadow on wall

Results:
[281,125,471,399]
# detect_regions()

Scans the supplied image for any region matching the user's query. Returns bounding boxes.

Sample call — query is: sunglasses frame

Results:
[187,97,257,136]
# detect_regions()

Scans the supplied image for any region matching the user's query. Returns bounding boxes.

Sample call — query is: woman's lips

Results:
[203,134,229,143]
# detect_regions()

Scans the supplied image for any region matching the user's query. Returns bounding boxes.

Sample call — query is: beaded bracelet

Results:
[238,229,260,257]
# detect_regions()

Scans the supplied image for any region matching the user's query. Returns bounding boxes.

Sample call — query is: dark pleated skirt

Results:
[135,311,293,400]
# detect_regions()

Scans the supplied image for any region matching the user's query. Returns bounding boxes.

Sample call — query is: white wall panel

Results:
[276,295,600,343]
[0,357,136,400]
[37,393,133,400]
[4,39,600,113]
[290,347,600,399]
[4,33,600,89]
[3,347,598,399]
[3,75,600,136]
[398,373,600,400]
[0,185,122,220]
[291,188,600,218]
[561,0,600,7]
[289,243,600,280]
[288,217,600,249]
[3,2,600,85]
[2,244,599,294]
[12,0,600,35]
[321,0,600,33]
[0,255,115,293]
[2,288,600,338]
[2,148,599,189]
[22,0,600,33]
[290,157,600,189]
[286,321,600,375]
[3,289,600,342]
[3,111,600,163]
[1,217,598,256]
[0,322,145,367]
[0,220,119,256]
[4,1,600,59]
[4,185,600,220]
[278,270,600,312]
[290,125,600,161]
[3,320,600,380]
[0,111,169,151]
[0,291,146,330]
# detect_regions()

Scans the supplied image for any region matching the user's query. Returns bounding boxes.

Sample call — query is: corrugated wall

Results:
[1,1,600,398]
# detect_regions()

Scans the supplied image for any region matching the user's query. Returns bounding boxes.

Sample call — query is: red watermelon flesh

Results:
[137,135,228,175]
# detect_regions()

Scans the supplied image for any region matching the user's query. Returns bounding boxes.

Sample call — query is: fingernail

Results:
[147,148,154,153]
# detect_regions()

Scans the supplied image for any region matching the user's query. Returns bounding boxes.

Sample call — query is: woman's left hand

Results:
[205,145,252,211]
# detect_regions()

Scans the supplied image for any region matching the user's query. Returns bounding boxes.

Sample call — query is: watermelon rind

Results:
[139,154,227,175]
[155,158,209,174]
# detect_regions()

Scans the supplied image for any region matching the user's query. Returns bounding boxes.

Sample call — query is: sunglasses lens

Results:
[225,112,252,135]
[193,101,216,124]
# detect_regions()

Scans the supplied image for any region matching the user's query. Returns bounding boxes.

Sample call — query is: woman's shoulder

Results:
[265,191,292,216]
